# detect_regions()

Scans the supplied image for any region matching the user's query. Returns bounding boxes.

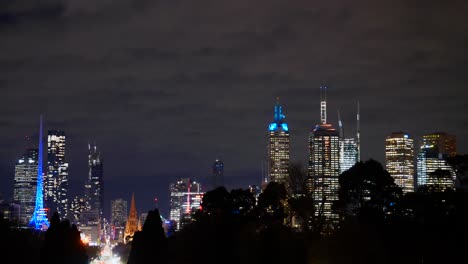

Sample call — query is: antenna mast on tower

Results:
[356,101,361,161]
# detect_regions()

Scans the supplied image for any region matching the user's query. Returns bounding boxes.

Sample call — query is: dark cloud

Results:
[1,0,468,217]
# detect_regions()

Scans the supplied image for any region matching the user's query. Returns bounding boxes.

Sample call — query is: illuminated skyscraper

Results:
[84,144,104,219]
[337,108,358,173]
[385,132,415,193]
[45,130,69,219]
[417,132,456,189]
[13,148,38,225]
[212,159,224,189]
[267,97,290,189]
[169,178,203,230]
[308,86,340,226]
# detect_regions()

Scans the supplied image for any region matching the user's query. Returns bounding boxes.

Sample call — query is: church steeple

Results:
[124,192,141,243]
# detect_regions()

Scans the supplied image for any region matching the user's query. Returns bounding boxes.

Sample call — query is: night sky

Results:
[1,0,468,219]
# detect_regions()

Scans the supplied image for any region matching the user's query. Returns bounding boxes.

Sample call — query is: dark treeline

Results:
[125,156,468,264]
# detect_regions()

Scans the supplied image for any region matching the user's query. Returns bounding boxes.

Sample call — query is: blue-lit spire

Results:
[269,97,289,132]
[29,115,50,230]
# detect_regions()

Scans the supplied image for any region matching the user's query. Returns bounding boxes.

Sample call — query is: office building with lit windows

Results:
[110,198,127,242]
[308,86,340,226]
[84,144,104,219]
[385,132,415,193]
[45,130,69,219]
[267,98,290,189]
[169,178,204,230]
[13,148,38,225]
[339,138,358,174]
[417,132,456,189]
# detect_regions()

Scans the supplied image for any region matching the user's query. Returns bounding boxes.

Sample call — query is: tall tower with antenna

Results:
[29,115,50,230]
[267,97,290,190]
[308,85,340,230]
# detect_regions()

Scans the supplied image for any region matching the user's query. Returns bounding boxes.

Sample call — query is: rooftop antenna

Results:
[320,84,327,124]
[356,101,361,161]
[337,108,344,139]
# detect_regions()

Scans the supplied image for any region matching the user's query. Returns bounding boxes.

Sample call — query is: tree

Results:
[447,154,468,191]
[127,209,168,264]
[335,160,402,221]
[40,212,88,264]
[258,182,288,227]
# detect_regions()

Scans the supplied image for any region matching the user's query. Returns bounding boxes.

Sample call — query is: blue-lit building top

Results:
[267,98,290,190]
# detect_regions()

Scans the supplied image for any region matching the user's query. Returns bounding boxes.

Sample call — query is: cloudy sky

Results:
[1,0,468,218]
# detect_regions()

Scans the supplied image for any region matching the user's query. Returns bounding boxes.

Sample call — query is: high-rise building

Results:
[111,198,128,242]
[417,132,456,189]
[13,148,38,225]
[169,178,203,230]
[212,159,224,189]
[385,132,415,193]
[124,193,141,243]
[45,130,69,219]
[70,195,87,223]
[308,86,340,226]
[267,97,290,189]
[84,144,104,219]
[337,106,359,173]
[339,138,358,173]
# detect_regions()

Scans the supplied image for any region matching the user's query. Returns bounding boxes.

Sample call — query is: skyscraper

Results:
[417,132,457,189]
[111,198,128,242]
[45,130,69,219]
[13,148,38,225]
[169,178,203,230]
[212,159,224,189]
[308,86,340,226]
[85,144,104,219]
[267,97,290,189]
[385,132,415,193]
[337,108,359,173]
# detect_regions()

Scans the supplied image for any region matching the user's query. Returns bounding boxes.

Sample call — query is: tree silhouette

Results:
[127,209,168,264]
[447,154,468,191]
[40,212,88,264]
[335,160,402,221]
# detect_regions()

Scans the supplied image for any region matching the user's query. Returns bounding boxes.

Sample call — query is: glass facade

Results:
[385,132,415,193]
[13,148,38,225]
[169,178,203,230]
[339,138,358,174]
[417,132,456,189]
[45,130,69,219]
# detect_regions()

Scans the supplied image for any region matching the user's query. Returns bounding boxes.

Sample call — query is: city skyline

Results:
[1,0,468,219]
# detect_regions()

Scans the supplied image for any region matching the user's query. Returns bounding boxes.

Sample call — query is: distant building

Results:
[124,193,141,243]
[84,144,104,219]
[212,159,224,189]
[385,132,415,193]
[45,130,69,219]
[78,209,100,246]
[339,138,358,173]
[70,195,86,224]
[111,198,128,242]
[267,98,290,190]
[417,132,457,189]
[13,148,38,225]
[140,212,148,226]
[169,178,203,230]
[308,86,340,227]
